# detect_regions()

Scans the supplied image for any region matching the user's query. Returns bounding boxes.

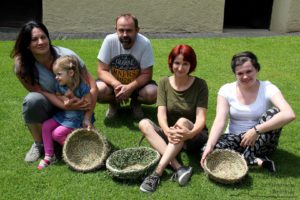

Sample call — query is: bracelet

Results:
[253,126,260,135]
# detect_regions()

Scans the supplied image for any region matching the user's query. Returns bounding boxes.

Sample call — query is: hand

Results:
[200,146,213,168]
[66,97,91,111]
[172,124,191,141]
[166,127,183,144]
[240,129,259,147]
[83,118,92,131]
[114,84,133,102]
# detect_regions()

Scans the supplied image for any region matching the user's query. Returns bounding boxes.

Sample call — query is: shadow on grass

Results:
[250,148,300,178]
[103,105,157,131]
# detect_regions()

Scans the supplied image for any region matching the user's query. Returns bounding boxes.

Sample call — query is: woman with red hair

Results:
[139,44,208,193]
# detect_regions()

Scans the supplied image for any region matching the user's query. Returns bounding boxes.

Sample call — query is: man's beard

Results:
[119,36,133,49]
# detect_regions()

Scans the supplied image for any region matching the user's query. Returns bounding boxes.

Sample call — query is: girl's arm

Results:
[201,95,229,167]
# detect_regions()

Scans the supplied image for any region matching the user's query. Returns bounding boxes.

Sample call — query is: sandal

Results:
[37,156,57,170]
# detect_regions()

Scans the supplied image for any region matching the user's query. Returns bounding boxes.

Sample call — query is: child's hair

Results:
[54,55,88,90]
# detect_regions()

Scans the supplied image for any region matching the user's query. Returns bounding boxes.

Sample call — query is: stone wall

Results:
[43,0,225,34]
[43,0,300,35]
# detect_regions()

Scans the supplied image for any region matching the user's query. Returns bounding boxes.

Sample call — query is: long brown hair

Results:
[10,21,56,85]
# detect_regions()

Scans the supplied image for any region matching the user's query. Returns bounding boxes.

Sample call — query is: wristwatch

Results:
[253,126,260,135]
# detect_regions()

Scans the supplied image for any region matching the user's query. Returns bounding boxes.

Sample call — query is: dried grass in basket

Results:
[63,128,110,172]
[106,147,160,180]
[203,149,248,184]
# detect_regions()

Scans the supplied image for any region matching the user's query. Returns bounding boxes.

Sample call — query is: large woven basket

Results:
[63,128,110,172]
[203,149,248,184]
[106,147,160,180]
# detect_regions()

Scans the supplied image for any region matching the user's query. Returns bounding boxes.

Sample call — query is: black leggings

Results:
[215,107,282,165]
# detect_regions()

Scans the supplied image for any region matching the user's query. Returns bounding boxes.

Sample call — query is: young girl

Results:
[37,55,94,170]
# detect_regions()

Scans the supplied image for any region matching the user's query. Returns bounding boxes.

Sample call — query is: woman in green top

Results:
[139,44,208,193]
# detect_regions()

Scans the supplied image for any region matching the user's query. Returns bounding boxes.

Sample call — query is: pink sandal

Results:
[37,156,57,170]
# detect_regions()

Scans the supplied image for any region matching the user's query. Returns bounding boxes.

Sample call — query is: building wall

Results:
[270,0,300,33]
[44,0,300,34]
[286,0,300,32]
[43,0,225,34]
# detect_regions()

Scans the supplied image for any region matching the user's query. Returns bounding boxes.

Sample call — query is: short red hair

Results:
[168,44,197,74]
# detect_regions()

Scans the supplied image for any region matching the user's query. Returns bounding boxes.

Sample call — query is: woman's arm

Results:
[184,107,207,140]
[256,92,296,132]
[157,106,181,144]
[16,75,42,93]
[241,92,296,147]
[172,107,207,142]
[86,72,98,111]
[157,106,169,134]
[41,91,82,110]
[82,92,93,130]
[200,95,229,167]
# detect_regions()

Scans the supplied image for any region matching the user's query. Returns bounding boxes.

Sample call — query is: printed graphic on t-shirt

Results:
[110,54,140,84]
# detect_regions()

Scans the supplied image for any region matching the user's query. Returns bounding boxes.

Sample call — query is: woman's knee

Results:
[259,107,280,124]
[139,118,153,134]
[175,118,193,129]
[23,92,52,123]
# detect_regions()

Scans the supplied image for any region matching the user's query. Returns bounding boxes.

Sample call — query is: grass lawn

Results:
[0,36,299,200]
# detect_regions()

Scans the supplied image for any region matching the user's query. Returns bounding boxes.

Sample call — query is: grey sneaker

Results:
[105,103,119,119]
[24,143,44,163]
[140,173,160,193]
[171,166,193,186]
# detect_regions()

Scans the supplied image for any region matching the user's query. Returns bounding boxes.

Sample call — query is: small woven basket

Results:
[106,147,160,180]
[204,149,248,184]
[63,128,110,172]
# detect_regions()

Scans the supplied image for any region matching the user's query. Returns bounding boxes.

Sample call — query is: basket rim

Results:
[62,128,109,172]
[106,146,160,178]
[203,149,248,183]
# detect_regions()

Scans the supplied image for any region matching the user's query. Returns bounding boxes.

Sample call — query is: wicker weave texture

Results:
[106,147,160,180]
[63,128,110,172]
[204,149,248,184]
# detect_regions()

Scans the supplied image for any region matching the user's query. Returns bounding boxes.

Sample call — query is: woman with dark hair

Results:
[139,44,208,193]
[11,21,98,163]
[201,51,295,172]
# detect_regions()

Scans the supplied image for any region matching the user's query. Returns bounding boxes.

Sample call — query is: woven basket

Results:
[203,149,248,184]
[106,147,160,180]
[63,128,110,172]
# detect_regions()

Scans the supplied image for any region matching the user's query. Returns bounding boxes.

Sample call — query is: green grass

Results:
[0,36,299,199]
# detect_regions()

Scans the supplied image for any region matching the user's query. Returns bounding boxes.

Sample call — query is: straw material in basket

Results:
[63,128,110,172]
[106,147,160,180]
[204,149,248,184]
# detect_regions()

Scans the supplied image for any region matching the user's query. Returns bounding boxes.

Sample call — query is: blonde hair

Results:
[54,55,88,90]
